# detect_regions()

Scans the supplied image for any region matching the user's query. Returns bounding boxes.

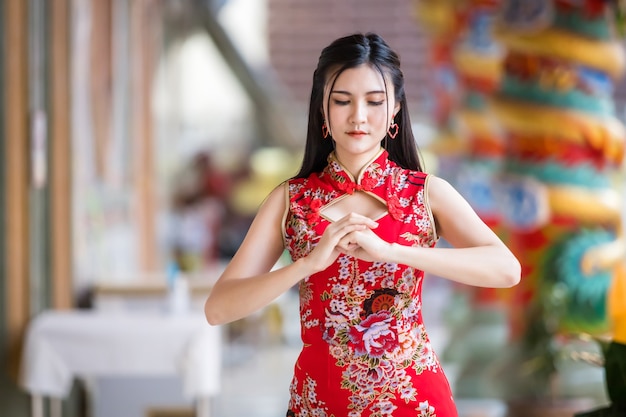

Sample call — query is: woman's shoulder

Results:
[260,181,289,208]
[422,173,447,187]
[422,174,452,195]
[422,174,468,215]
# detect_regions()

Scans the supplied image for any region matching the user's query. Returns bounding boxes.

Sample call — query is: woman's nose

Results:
[350,103,367,124]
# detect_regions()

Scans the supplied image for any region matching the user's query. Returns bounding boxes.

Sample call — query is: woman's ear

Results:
[393,103,401,117]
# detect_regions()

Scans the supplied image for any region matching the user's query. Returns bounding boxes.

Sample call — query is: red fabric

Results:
[284,150,458,417]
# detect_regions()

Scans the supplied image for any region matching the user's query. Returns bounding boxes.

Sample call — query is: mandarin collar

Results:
[324,148,388,194]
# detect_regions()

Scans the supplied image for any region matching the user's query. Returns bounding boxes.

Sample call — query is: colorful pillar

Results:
[491,0,626,401]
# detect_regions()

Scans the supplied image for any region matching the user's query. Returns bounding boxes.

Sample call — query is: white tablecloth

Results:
[19,310,222,400]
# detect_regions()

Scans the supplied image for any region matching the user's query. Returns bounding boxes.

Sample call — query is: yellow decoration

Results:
[453,47,503,85]
[425,130,467,156]
[548,186,622,226]
[581,239,626,277]
[489,97,626,164]
[413,0,462,39]
[493,25,626,79]
[609,265,626,344]
[457,108,502,137]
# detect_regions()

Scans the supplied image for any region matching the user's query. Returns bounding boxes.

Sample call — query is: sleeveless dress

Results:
[283,149,458,417]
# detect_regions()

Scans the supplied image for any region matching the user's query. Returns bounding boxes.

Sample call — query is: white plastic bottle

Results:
[167,263,191,315]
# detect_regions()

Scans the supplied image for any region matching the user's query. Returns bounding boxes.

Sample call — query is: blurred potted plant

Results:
[575,265,626,417]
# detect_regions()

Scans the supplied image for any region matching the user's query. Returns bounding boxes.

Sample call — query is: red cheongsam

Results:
[283,149,458,417]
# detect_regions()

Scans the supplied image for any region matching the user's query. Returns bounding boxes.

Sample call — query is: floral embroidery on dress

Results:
[284,151,456,417]
[320,264,438,415]
[418,400,437,417]
[288,376,334,417]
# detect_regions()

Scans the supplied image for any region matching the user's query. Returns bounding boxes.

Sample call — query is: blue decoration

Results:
[495,176,548,230]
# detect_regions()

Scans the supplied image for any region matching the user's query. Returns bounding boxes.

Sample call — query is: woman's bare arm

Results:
[343,175,521,288]
[204,183,379,325]
[204,184,304,325]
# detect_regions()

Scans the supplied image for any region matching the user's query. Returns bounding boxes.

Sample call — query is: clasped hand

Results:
[306,213,387,272]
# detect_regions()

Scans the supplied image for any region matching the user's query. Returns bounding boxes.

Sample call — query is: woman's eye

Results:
[369,101,384,106]
[333,99,349,105]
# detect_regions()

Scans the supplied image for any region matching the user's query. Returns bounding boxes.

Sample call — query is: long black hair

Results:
[294,33,423,178]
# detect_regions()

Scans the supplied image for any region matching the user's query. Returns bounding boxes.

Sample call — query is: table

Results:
[19,310,222,417]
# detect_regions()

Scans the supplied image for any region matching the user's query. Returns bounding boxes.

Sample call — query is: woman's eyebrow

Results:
[330,90,386,95]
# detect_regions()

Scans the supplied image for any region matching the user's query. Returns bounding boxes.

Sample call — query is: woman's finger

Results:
[333,212,379,229]
[337,233,359,252]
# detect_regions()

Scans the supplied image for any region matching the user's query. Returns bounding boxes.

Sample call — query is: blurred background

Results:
[2,0,626,416]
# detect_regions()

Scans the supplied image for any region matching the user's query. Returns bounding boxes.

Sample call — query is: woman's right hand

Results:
[303,213,378,273]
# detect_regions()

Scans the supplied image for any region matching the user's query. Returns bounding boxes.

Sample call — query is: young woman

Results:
[205,33,521,417]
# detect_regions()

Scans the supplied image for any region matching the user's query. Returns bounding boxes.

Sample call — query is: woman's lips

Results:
[347,130,367,137]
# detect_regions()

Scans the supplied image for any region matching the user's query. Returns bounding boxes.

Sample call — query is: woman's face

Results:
[323,64,400,163]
